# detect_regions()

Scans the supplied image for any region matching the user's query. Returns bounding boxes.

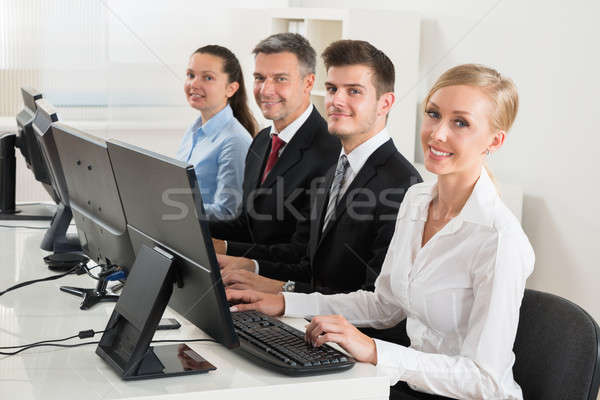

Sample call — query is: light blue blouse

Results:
[176,104,251,220]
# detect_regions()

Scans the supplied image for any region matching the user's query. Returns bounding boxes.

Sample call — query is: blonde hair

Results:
[424,63,519,134]
[424,64,519,186]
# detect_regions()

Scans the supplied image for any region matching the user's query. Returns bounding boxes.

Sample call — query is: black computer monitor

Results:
[32,99,81,255]
[0,87,57,219]
[17,88,54,192]
[95,139,237,379]
[52,123,135,309]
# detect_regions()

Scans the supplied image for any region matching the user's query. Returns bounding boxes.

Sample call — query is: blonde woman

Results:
[227,64,534,400]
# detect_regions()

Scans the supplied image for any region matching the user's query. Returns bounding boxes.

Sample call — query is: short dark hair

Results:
[322,40,395,98]
[252,33,316,76]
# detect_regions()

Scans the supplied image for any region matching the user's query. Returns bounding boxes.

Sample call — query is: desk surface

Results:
[0,224,389,400]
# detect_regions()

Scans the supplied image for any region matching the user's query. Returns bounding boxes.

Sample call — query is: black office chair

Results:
[513,289,600,400]
[390,289,600,400]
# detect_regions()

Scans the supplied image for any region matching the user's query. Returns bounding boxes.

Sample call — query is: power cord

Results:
[81,263,105,281]
[0,329,101,349]
[0,327,217,356]
[0,341,103,356]
[0,224,49,230]
[0,264,83,297]
[0,329,108,356]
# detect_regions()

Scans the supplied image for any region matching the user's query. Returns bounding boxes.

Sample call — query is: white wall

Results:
[1,0,286,202]
[4,0,600,324]
[300,0,600,322]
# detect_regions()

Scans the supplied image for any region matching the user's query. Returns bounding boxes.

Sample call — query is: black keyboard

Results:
[231,310,355,375]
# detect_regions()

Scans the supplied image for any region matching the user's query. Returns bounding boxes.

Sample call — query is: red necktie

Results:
[261,134,285,183]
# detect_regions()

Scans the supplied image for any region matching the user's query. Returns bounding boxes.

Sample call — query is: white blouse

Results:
[283,168,534,399]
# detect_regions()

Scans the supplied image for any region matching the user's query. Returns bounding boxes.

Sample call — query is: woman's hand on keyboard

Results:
[227,289,285,316]
[304,315,377,365]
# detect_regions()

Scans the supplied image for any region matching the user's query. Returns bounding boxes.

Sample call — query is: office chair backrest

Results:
[513,289,600,400]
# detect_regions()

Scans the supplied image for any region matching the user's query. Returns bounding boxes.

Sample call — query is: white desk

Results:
[0,225,389,400]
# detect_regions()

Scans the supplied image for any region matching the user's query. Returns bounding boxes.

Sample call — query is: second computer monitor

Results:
[32,99,81,254]
[16,87,57,202]
[52,123,134,270]
[106,139,238,349]
[32,99,69,206]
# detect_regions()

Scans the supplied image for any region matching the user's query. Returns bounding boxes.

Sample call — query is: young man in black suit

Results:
[210,33,340,258]
[218,40,421,296]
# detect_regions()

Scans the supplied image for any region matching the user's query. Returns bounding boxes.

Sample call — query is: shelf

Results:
[272,18,306,36]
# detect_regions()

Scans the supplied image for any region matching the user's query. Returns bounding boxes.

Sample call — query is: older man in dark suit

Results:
[210,33,340,259]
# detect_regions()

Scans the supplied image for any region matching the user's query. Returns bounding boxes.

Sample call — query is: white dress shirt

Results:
[283,167,535,399]
[269,103,314,156]
[336,127,390,198]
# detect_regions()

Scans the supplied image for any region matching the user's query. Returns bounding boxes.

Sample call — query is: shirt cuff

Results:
[373,338,416,386]
[252,259,259,274]
[282,292,319,318]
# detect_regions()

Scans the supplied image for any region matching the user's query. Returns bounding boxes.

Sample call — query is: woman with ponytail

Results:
[177,45,257,220]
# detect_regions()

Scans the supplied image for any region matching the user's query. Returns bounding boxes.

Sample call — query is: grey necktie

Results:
[322,155,349,232]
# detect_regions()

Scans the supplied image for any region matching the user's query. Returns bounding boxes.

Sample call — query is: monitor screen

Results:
[32,99,68,204]
[52,124,134,270]
[16,87,42,145]
[106,139,238,349]
[16,87,56,198]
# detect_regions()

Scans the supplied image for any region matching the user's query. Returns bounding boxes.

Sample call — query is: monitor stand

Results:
[0,132,56,220]
[40,203,83,270]
[96,244,216,380]
[40,203,81,253]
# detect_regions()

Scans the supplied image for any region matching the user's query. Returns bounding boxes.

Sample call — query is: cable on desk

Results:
[0,224,50,230]
[0,329,108,349]
[0,341,102,356]
[82,263,105,281]
[0,264,82,296]
[0,333,217,356]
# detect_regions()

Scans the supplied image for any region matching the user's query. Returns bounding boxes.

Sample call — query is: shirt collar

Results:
[411,167,497,228]
[269,104,313,143]
[457,167,497,227]
[340,127,391,175]
[192,104,234,138]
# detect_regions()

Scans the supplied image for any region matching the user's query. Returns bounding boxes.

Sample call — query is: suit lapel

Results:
[318,139,396,244]
[309,165,335,261]
[318,163,377,242]
[260,142,302,188]
[246,130,271,190]
[260,108,319,189]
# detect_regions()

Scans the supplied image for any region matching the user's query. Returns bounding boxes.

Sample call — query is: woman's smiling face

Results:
[421,84,501,177]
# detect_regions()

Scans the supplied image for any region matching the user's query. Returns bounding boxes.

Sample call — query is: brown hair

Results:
[193,45,257,136]
[424,64,519,133]
[321,40,395,98]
